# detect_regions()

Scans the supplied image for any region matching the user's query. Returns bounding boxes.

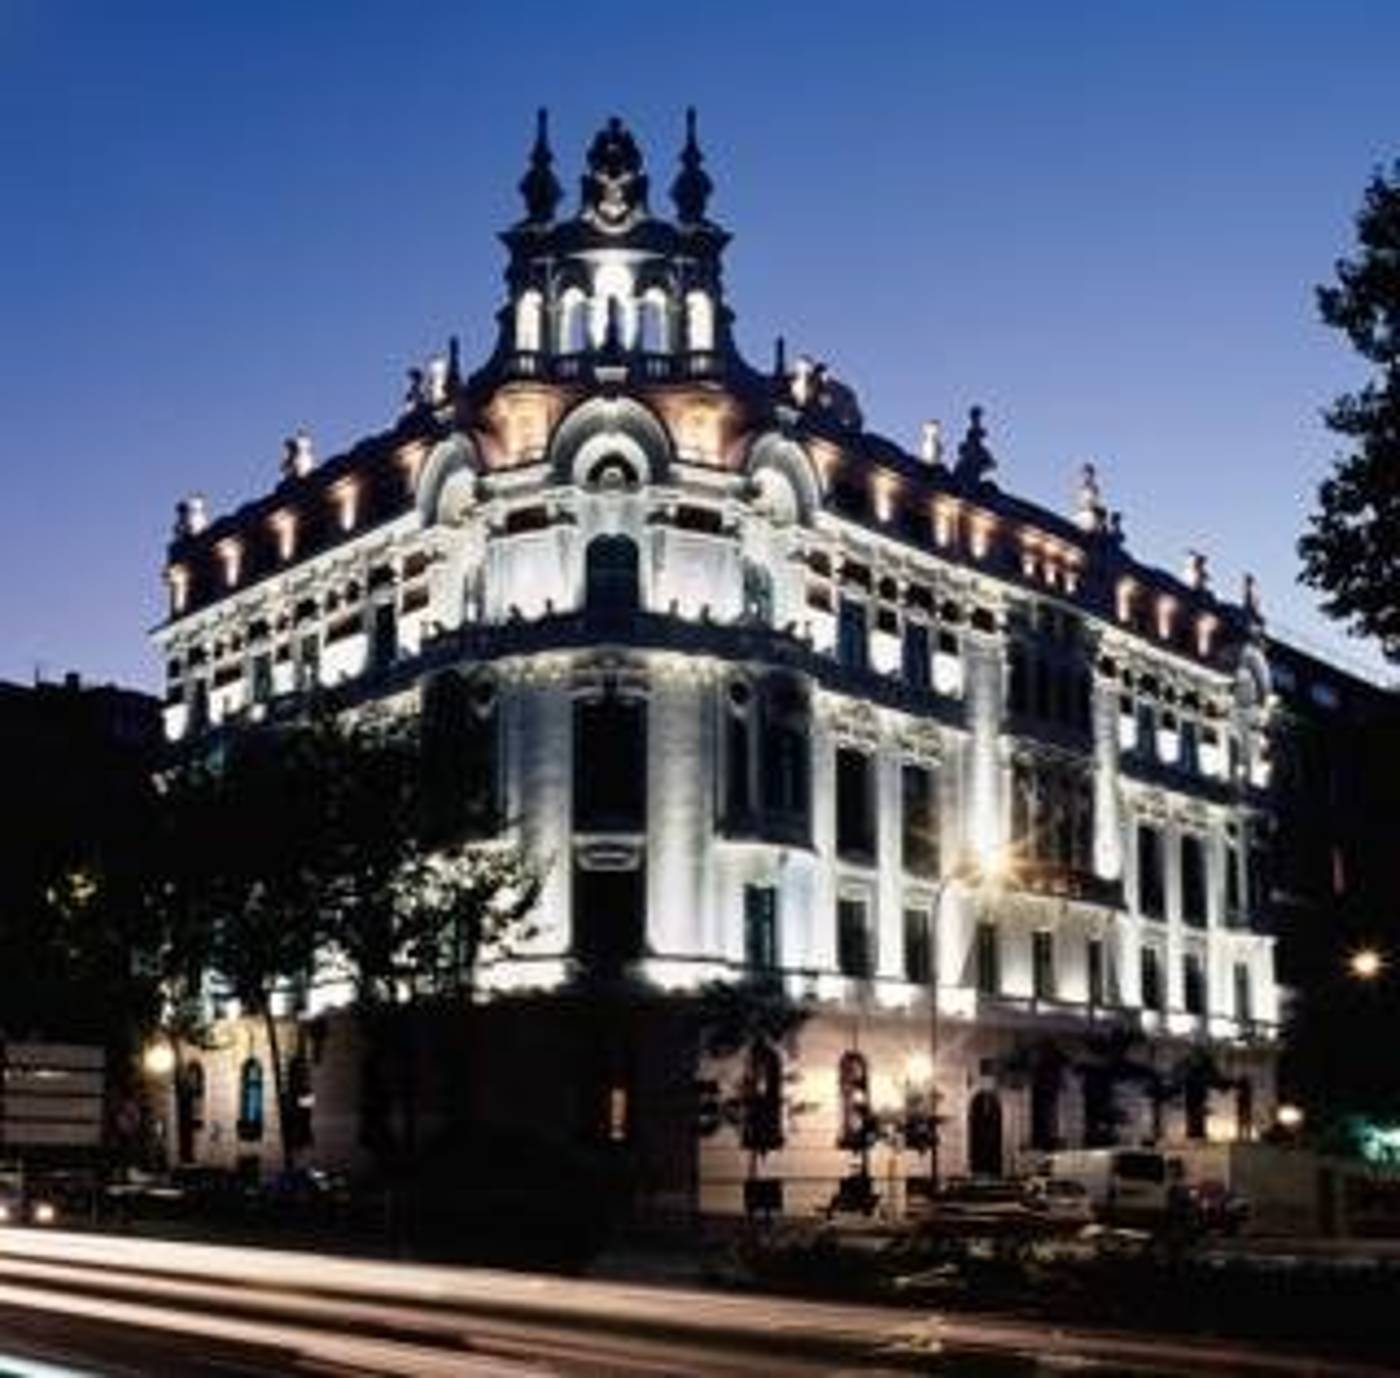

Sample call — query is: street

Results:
[0,1231,1388,1376]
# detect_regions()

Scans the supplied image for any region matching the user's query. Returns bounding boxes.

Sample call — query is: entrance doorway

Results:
[968,1090,1003,1177]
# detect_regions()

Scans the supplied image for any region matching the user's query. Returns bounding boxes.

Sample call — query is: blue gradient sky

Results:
[2,1,1397,689]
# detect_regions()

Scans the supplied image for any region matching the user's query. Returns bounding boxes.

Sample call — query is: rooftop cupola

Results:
[489,112,740,381]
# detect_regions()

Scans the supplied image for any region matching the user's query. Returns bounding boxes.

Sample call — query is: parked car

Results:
[1184,1179,1249,1235]
[1022,1175,1094,1225]
[934,1177,1036,1224]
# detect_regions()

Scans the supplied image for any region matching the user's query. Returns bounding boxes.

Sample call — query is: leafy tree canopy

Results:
[1300,161,1400,661]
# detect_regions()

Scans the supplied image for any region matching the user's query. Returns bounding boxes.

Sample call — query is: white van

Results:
[1039,1148,1169,1223]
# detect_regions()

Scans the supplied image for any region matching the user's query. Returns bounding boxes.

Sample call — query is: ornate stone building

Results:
[154,114,1279,1213]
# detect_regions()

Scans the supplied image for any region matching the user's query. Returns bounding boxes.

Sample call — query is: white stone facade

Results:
[152,116,1277,1207]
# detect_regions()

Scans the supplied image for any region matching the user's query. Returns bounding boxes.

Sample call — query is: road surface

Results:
[0,1230,1384,1376]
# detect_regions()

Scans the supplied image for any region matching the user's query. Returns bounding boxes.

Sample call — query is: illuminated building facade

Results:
[154,115,1280,1210]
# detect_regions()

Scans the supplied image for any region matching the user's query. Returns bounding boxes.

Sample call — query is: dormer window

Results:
[331,478,359,533]
[269,509,297,562]
[1116,577,1136,625]
[168,564,190,614]
[1156,595,1177,642]
[215,538,242,589]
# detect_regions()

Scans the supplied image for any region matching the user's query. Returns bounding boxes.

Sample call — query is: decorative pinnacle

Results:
[518,107,562,225]
[671,106,713,223]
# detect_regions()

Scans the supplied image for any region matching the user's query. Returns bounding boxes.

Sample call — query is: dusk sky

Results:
[2,1,1397,691]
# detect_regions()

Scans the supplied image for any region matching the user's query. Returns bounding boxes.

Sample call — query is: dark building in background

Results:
[0,674,162,1040]
[1264,640,1400,1130]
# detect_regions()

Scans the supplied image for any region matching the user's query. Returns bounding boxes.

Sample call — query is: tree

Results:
[158,729,327,1174]
[1300,161,1400,661]
[693,979,809,1215]
[312,709,541,1174]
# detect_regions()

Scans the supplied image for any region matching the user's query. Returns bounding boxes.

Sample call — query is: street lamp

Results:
[1349,947,1385,982]
[143,1041,176,1077]
[1276,1103,1305,1132]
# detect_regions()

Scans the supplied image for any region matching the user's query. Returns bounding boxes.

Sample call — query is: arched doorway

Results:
[968,1090,1003,1177]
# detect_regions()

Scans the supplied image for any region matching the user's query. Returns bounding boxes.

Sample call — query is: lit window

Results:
[685,289,714,351]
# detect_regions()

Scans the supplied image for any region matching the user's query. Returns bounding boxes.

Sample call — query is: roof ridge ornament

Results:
[518,108,562,225]
[954,406,997,486]
[581,116,649,230]
[671,106,713,224]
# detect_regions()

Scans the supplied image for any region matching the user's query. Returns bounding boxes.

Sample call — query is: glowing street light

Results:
[143,1041,176,1077]
[1275,1103,1304,1131]
[1349,947,1384,982]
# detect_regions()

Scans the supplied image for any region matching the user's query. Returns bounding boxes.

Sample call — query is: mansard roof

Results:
[161,112,1259,670]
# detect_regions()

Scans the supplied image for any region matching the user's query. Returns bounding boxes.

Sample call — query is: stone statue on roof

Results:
[954,406,996,485]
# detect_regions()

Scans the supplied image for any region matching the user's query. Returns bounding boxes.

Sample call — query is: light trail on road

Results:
[0,1230,1385,1377]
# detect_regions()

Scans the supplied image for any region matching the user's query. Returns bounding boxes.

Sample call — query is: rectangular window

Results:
[1137,825,1165,919]
[298,635,319,691]
[250,652,272,704]
[725,708,752,824]
[837,897,872,979]
[573,695,647,831]
[1181,834,1207,927]
[1033,930,1055,1000]
[1141,945,1163,1012]
[901,764,939,878]
[1234,962,1253,1025]
[837,598,869,672]
[1087,937,1105,1006]
[1183,953,1205,1015]
[975,922,1000,996]
[1179,720,1199,774]
[744,885,778,972]
[835,747,876,862]
[1135,702,1156,760]
[371,602,397,669]
[573,861,645,974]
[1225,844,1241,922]
[902,622,931,691]
[903,906,932,984]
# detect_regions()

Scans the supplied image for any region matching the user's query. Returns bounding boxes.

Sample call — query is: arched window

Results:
[837,1051,871,1151]
[638,288,670,352]
[558,286,588,353]
[744,1043,783,1154]
[685,289,715,352]
[592,261,634,349]
[237,1058,264,1142]
[515,289,543,353]
[585,534,640,613]
[584,452,641,491]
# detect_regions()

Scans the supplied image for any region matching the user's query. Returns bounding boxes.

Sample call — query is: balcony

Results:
[1012,861,1124,909]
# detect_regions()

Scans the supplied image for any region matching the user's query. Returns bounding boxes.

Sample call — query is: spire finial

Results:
[518,106,562,225]
[671,105,713,223]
